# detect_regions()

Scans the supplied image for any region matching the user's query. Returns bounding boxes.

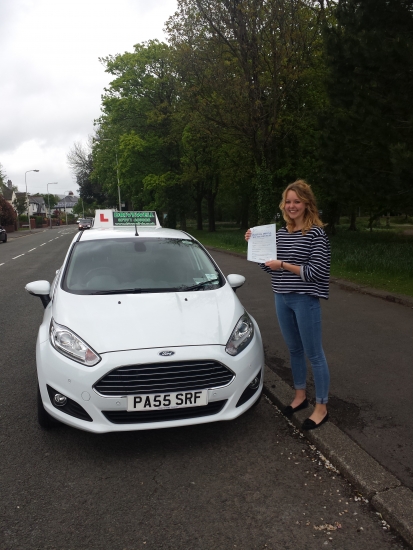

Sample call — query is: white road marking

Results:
[40,243,46,246]
[49,239,54,242]
[0,263,4,267]
[12,254,25,259]
[28,248,37,252]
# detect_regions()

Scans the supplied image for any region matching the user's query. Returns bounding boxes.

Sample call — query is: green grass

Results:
[187,224,413,298]
[328,229,413,296]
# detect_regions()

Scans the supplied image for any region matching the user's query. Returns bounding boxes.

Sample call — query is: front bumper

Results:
[36,328,264,433]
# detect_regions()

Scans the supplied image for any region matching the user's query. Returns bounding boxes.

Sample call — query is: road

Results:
[0,230,408,549]
[211,248,413,492]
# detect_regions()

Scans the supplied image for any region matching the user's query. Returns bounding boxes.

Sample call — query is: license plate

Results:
[127,390,208,411]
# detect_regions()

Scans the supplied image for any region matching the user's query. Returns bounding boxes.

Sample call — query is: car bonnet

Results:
[52,285,244,353]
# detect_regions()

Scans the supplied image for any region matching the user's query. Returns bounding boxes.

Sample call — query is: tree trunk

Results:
[179,212,187,231]
[196,197,203,230]
[207,188,216,232]
[195,182,204,230]
[348,209,357,231]
[240,195,249,229]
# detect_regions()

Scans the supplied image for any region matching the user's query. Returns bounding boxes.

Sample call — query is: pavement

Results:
[207,246,413,548]
[6,227,72,239]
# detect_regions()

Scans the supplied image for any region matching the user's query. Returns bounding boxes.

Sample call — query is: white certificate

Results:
[247,224,277,263]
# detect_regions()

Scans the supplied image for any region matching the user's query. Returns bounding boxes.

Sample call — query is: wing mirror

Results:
[25,280,51,308]
[226,274,246,293]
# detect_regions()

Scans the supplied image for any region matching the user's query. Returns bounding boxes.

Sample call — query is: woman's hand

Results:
[244,229,252,241]
[265,260,283,271]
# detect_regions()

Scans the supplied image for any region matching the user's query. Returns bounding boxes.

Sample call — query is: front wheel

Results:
[37,384,60,429]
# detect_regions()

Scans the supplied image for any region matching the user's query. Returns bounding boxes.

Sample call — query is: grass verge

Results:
[187,225,413,298]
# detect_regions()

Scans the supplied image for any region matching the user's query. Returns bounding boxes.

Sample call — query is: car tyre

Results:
[37,384,60,429]
[3,234,7,243]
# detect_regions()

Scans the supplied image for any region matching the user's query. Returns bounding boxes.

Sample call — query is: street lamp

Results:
[99,138,121,211]
[47,182,58,229]
[25,169,40,232]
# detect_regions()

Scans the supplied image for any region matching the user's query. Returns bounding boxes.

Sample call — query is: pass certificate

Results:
[247,224,277,263]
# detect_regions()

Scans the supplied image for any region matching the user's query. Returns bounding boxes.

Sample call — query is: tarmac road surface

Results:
[0,230,410,549]
[209,247,413,492]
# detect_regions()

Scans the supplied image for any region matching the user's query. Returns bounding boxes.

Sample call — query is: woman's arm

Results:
[264,259,300,275]
[300,232,331,282]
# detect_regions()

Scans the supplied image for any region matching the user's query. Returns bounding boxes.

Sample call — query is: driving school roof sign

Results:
[113,211,158,226]
[94,210,161,228]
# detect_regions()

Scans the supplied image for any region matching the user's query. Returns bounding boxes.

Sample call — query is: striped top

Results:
[260,226,331,299]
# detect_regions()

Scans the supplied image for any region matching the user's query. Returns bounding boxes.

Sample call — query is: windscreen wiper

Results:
[179,278,220,291]
[90,288,146,295]
[90,288,175,295]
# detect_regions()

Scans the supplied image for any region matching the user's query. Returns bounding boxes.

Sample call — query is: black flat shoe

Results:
[301,413,329,431]
[283,398,309,418]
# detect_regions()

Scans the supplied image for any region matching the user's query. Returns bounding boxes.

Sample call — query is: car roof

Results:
[77,226,193,242]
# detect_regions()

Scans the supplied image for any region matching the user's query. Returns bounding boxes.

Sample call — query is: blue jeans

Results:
[274,293,330,404]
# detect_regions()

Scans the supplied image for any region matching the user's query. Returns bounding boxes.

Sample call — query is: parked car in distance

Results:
[0,226,7,243]
[25,210,265,433]
[78,218,93,231]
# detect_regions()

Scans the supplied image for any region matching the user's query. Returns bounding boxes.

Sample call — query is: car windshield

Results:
[62,238,223,295]
[79,219,91,224]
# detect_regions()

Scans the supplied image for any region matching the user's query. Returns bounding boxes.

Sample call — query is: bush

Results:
[0,195,17,225]
[35,216,43,228]
[393,215,413,225]
[19,214,28,222]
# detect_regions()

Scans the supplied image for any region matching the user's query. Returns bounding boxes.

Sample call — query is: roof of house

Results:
[0,182,13,201]
[29,195,46,206]
[55,195,79,208]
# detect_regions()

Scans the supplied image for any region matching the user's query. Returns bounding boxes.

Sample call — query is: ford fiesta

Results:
[26,211,264,433]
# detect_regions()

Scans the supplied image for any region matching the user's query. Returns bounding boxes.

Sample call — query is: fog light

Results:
[54,393,67,407]
[249,376,260,390]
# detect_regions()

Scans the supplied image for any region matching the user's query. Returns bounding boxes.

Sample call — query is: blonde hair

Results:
[279,179,324,234]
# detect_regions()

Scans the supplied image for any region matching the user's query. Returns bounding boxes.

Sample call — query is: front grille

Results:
[94,360,234,397]
[102,400,227,424]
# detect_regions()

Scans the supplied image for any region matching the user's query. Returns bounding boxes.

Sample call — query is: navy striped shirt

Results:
[260,226,331,299]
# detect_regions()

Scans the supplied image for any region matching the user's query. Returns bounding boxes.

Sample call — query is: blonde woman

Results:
[245,180,331,429]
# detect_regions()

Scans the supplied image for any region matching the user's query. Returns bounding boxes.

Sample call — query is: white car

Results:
[26,211,264,433]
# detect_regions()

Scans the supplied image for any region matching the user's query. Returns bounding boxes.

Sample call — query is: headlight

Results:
[225,312,254,356]
[50,318,101,366]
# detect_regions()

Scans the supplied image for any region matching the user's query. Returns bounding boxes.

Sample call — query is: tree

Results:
[13,195,28,217]
[67,139,113,207]
[43,194,59,212]
[94,40,188,225]
[0,194,17,226]
[0,163,6,186]
[320,0,413,231]
[166,0,327,224]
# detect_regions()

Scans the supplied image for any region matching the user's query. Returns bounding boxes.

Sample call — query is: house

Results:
[28,195,47,216]
[14,192,45,217]
[55,192,79,215]
[0,180,17,208]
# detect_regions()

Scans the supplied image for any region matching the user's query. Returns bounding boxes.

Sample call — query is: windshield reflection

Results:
[62,238,222,295]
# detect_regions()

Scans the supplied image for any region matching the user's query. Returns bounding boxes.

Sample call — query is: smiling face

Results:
[284,190,306,227]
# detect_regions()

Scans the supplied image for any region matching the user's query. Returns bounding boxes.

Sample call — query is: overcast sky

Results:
[0,0,177,196]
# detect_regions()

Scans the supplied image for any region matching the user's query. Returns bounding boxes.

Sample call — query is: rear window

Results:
[62,238,223,295]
